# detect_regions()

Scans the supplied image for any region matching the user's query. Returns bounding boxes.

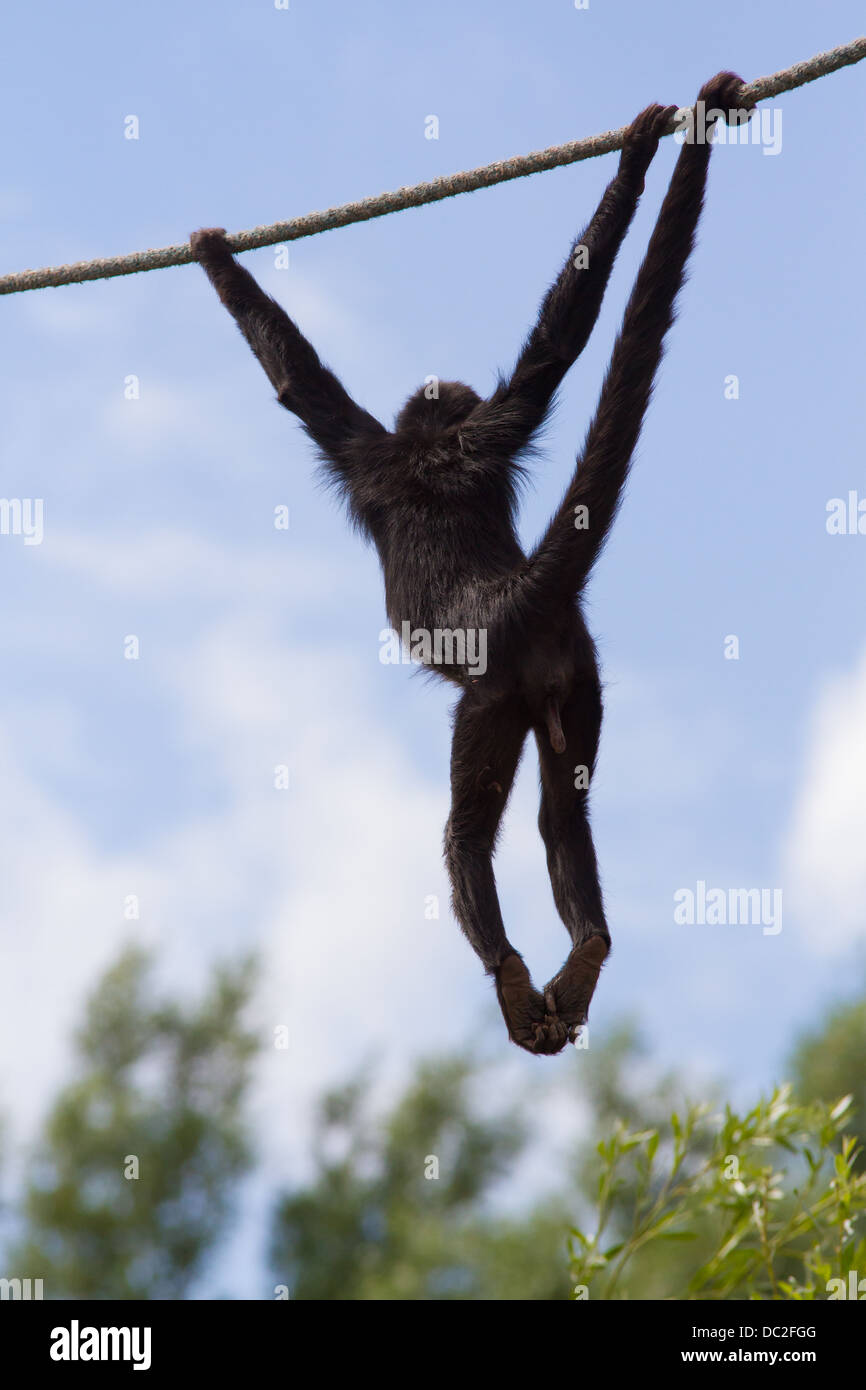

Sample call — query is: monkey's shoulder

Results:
[377,439,510,504]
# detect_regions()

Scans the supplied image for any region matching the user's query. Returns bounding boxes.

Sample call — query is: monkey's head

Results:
[395,381,482,435]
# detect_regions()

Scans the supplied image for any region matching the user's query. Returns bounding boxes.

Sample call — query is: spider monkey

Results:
[191,72,751,1056]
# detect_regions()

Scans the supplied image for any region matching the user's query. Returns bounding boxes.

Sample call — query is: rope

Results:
[2,35,864,297]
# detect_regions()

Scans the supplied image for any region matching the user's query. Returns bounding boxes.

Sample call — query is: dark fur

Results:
[191,75,750,1055]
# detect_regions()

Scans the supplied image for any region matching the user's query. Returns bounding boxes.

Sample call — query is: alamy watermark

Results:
[50,1321,151,1370]
[674,880,782,936]
[380,621,487,676]
[0,1276,43,1299]
[826,1270,866,1299]
[673,102,782,156]
[0,497,43,545]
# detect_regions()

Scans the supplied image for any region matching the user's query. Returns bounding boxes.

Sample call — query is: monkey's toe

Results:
[543,936,609,1043]
[495,953,569,1057]
[513,1011,569,1056]
[527,1014,570,1056]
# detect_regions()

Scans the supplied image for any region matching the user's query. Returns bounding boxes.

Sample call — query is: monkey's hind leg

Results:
[534,686,610,1043]
[444,691,567,1056]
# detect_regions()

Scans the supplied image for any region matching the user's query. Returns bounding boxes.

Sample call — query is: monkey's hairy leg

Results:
[534,686,610,1042]
[444,692,566,1056]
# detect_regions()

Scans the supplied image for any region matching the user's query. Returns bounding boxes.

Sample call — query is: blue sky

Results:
[1,0,865,1295]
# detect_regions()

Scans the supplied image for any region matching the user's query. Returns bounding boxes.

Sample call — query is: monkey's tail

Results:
[522,124,714,610]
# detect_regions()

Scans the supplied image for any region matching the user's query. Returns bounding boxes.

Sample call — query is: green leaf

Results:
[830,1095,853,1121]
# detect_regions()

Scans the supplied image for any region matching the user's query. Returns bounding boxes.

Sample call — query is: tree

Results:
[568,1087,865,1300]
[272,1003,866,1302]
[9,946,866,1301]
[790,993,866,1168]
[270,1057,573,1300]
[10,946,257,1299]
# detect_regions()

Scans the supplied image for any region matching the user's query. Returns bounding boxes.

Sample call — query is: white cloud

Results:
[0,736,145,1136]
[45,526,343,603]
[1,510,816,1292]
[0,522,601,1236]
[0,554,477,1165]
[781,648,866,955]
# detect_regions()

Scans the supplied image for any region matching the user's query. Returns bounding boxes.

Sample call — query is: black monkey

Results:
[191,73,750,1056]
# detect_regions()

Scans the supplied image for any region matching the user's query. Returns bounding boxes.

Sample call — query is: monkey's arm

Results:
[527,74,752,604]
[467,103,678,454]
[190,229,386,456]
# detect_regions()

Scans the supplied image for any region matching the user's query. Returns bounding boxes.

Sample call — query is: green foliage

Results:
[569,1085,866,1300]
[11,946,257,1299]
[270,1057,572,1300]
[273,1008,866,1302]
[4,952,866,1301]
[790,995,866,1167]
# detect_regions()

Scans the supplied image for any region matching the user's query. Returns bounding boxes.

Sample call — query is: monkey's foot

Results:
[495,953,569,1056]
[542,936,609,1044]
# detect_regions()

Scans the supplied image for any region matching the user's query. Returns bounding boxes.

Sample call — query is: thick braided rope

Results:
[1,35,863,297]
